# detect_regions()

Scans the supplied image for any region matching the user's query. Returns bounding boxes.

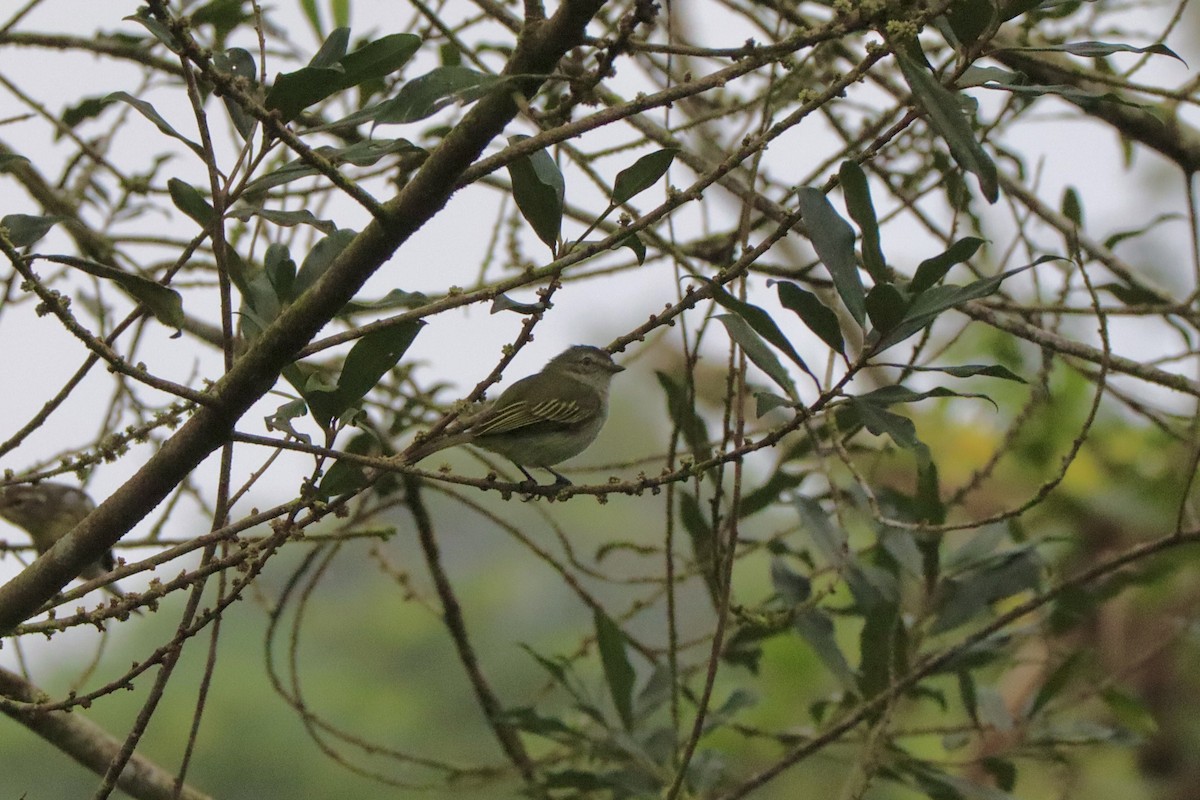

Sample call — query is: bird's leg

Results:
[512,463,541,490]
[544,468,572,486]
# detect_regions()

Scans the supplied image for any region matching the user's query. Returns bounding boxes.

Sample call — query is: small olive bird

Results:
[404,345,624,485]
[0,481,131,601]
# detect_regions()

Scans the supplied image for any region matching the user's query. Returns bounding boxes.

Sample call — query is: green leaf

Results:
[858,602,900,700]
[896,54,998,203]
[341,288,431,315]
[914,444,944,524]
[873,264,1032,352]
[2,214,62,248]
[305,321,424,422]
[655,371,712,467]
[266,65,348,122]
[899,363,1026,383]
[796,187,865,324]
[1101,687,1158,737]
[932,549,1041,633]
[773,281,845,356]
[104,91,204,158]
[911,237,984,294]
[593,608,636,731]
[703,278,812,377]
[265,32,420,123]
[1003,40,1186,66]
[1061,186,1083,228]
[490,293,543,315]
[298,0,322,37]
[945,0,997,48]
[506,136,565,252]
[338,323,424,401]
[755,391,793,416]
[838,161,886,281]
[167,178,215,227]
[59,258,185,329]
[315,458,369,501]
[243,139,422,194]
[373,66,497,125]
[849,399,920,449]
[229,205,337,235]
[1030,652,1081,717]
[859,383,996,409]
[614,231,646,264]
[793,607,858,692]
[865,282,907,334]
[769,558,811,605]
[331,0,350,28]
[1103,212,1180,250]
[214,48,259,140]
[294,228,357,297]
[1100,282,1168,306]
[793,495,848,570]
[740,470,805,518]
[682,491,720,607]
[124,12,182,53]
[339,33,421,83]
[308,27,350,68]
[264,397,311,443]
[264,242,296,303]
[981,758,1017,793]
[715,314,798,401]
[611,148,678,205]
[957,65,1024,88]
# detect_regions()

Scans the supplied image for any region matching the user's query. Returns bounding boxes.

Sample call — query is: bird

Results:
[0,481,132,602]
[404,345,624,486]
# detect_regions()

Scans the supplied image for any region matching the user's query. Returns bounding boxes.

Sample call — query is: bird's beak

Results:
[607,361,625,373]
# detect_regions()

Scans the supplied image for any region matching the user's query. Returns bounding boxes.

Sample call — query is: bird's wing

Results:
[472,375,599,436]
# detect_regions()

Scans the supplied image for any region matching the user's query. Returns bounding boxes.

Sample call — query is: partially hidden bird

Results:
[0,481,132,602]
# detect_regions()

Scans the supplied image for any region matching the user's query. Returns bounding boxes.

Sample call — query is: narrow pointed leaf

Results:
[339,33,421,83]
[373,66,497,124]
[593,609,636,731]
[104,91,204,157]
[874,265,1031,352]
[770,559,811,605]
[946,0,997,48]
[294,228,357,297]
[702,277,812,376]
[265,65,348,122]
[682,491,720,607]
[865,282,907,334]
[656,371,712,465]
[715,314,798,401]
[774,281,845,355]
[308,26,350,68]
[911,237,984,294]
[838,161,886,281]
[59,258,185,329]
[794,495,848,569]
[305,321,424,422]
[1003,40,1186,65]
[506,135,565,251]
[900,363,1026,383]
[612,148,678,204]
[2,214,62,248]
[896,54,998,203]
[796,187,865,324]
[793,608,858,692]
[168,178,216,227]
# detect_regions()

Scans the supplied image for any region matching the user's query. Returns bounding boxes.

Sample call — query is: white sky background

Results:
[0,0,1196,643]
